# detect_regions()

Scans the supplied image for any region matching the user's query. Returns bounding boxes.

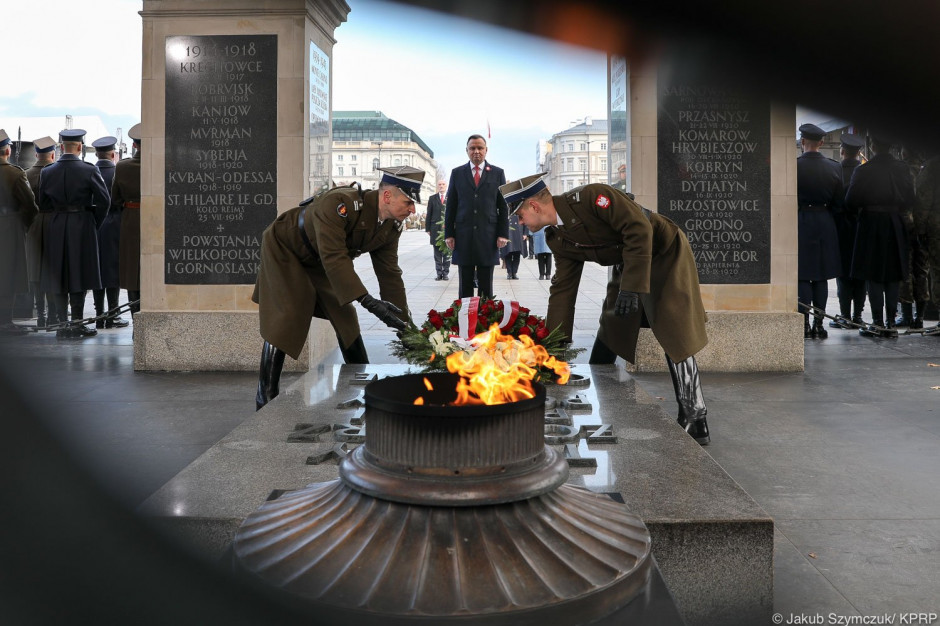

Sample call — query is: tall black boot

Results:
[340,335,369,364]
[93,288,106,329]
[31,283,46,327]
[813,316,828,339]
[105,288,129,328]
[70,291,97,338]
[128,290,141,314]
[666,354,710,445]
[804,315,814,339]
[255,341,286,411]
[911,301,927,330]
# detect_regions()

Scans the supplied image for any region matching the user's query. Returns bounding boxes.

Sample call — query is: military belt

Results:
[123,201,141,209]
[53,205,87,213]
[297,208,319,260]
[798,204,830,212]
[862,205,899,213]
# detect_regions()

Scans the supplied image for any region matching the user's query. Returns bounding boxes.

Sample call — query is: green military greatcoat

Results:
[111,154,141,290]
[0,161,39,298]
[24,162,51,284]
[251,186,408,360]
[545,184,707,364]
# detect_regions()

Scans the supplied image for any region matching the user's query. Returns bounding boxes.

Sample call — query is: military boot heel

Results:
[255,341,286,411]
[813,317,828,339]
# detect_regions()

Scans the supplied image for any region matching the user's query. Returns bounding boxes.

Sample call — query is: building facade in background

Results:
[331,111,438,203]
[541,118,609,194]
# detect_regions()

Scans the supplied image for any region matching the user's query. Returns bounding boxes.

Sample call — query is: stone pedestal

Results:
[617,58,803,372]
[135,0,350,371]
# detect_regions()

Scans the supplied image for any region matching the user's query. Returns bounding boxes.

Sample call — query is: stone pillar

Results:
[135,0,349,371]
[614,57,802,372]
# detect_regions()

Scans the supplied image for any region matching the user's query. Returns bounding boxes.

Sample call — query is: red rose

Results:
[445,308,454,317]
[519,307,530,316]
[518,327,532,336]
[428,309,439,318]
[535,326,549,340]
[429,316,443,330]
[537,319,546,329]
[451,325,459,333]
[496,301,505,310]
[421,327,429,335]
[526,315,539,326]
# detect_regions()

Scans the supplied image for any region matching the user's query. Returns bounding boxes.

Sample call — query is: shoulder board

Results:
[299,195,316,206]
[564,190,581,204]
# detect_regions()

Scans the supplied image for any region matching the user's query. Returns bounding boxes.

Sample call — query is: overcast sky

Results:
[0,0,607,179]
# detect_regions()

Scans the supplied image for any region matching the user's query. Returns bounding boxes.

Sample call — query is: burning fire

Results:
[410,323,570,406]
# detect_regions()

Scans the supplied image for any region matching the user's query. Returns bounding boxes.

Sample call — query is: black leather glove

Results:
[613,290,640,317]
[357,293,407,331]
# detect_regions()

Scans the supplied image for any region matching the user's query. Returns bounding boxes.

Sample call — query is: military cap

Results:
[840,133,865,150]
[34,136,56,153]
[59,128,87,143]
[799,123,826,141]
[0,129,10,148]
[92,135,117,152]
[499,174,548,213]
[617,163,626,172]
[127,123,142,143]
[378,166,425,203]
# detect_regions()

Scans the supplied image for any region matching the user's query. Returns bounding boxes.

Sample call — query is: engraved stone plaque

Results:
[164,35,277,284]
[658,73,771,284]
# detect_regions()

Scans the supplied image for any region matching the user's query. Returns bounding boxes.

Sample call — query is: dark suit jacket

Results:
[444,161,509,265]
[425,192,446,241]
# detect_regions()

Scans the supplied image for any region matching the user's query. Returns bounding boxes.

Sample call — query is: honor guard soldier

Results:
[0,129,39,335]
[37,128,110,338]
[252,166,423,410]
[797,123,843,338]
[91,135,128,328]
[846,133,915,336]
[24,136,58,326]
[500,174,711,445]
[111,123,141,315]
[830,133,867,328]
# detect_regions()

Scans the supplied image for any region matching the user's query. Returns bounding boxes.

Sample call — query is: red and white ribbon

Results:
[457,297,480,339]
[498,300,521,332]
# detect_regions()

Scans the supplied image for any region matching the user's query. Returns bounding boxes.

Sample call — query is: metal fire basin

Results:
[232,373,653,625]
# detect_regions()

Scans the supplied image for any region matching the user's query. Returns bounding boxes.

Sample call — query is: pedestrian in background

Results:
[425,179,449,281]
[501,213,523,280]
[531,225,552,280]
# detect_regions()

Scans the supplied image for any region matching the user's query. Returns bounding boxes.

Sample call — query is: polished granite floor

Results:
[2,230,939,623]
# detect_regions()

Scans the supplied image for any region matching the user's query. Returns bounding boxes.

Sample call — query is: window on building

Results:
[567,143,573,152]
[579,159,586,171]
[351,155,357,161]
[338,166,344,176]
[351,166,356,176]
[600,158,607,171]
[600,143,607,150]
[580,143,586,151]
[337,155,343,161]
[372,158,379,171]
[393,157,401,166]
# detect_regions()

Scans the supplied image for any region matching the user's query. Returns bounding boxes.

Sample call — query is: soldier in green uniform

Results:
[24,136,58,326]
[252,166,424,410]
[500,174,711,444]
[112,124,142,316]
[0,129,39,335]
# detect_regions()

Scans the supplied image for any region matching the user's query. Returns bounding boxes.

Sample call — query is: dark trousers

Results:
[432,246,450,278]
[458,265,494,299]
[836,277,867,319]
[504,252,521,278]
[798,280,828,318]
[537,253,553,278]
[867,280,900,324]
[93,287,121,315]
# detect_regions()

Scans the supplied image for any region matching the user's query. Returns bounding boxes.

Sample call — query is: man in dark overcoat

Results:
[91,136,128,329]
[829,133,867,328]
[846,135,915,336]
[112,124,142,315]
[501,174,711,445]
[796,123,843,339]
[425,179,450,280]
[37,128,109,339]
[444,134,510,298]
[24,136,57,326]
[0,129,39,335]
[251,166,423,410]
